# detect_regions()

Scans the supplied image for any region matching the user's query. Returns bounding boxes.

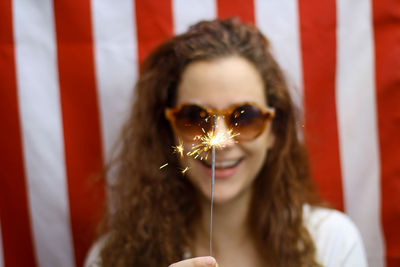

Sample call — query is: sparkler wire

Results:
[210,115,216,257]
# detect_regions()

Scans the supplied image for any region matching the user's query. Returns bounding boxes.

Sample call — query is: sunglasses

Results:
[165,102,275,142]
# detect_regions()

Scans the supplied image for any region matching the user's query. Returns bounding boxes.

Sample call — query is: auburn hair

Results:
[99,18,322,266]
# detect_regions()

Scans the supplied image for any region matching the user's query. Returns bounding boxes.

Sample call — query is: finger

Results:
[169,256,217,267]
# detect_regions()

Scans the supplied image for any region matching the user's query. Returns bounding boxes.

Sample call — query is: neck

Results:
[194,188,253,257]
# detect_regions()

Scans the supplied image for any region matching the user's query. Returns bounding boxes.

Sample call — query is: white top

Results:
[303,205,368,267]
[85,206,368,267]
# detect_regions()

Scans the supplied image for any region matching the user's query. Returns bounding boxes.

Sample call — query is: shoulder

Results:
[84,234,109,267]
[303,205,368,267]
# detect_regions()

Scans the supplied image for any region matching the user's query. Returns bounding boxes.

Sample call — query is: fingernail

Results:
[204,257,216,266]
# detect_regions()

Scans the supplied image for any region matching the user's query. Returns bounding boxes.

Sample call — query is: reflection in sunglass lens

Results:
[230,104,265,140]
[175,105,210,139]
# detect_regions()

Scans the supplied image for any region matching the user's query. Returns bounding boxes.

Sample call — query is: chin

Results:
[212,193,238,204]
[199,182,249,205]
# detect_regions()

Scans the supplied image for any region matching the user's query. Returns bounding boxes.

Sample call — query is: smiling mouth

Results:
[200,158,243,169]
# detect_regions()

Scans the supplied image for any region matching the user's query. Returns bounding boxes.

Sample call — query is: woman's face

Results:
[175,56,274,204]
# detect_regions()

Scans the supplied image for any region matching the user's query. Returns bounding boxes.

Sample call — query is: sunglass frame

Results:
[165,102,275,141]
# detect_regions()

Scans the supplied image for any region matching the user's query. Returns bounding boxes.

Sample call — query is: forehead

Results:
[176,56,267,108]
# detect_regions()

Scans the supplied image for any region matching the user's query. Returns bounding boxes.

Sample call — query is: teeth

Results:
[215,160,240,168]
[202,159,241,168]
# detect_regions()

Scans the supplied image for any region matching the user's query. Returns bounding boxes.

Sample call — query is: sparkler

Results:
[160,114,240,257]
[209,115,216,257]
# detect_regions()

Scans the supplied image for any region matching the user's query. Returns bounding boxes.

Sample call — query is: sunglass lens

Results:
[230,104,266,141]
[174,105,210,139]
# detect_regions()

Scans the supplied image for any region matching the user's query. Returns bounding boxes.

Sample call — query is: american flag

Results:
[0,0,399,266]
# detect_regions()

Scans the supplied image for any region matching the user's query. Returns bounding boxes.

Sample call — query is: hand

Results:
[169,256,218,267]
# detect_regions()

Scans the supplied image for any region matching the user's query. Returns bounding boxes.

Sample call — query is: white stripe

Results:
[172,0,216,34]
[92,0,137,165]
[13,0,75,266]
[254,0,303,113]
[336,0,385,266]
[0,221,4,267]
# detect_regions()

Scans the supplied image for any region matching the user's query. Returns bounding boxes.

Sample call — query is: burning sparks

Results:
[160,122,239,173]
[187,128,239,160]
[159,163,168,169]
[172,140,184,158]
[181,166,190,174]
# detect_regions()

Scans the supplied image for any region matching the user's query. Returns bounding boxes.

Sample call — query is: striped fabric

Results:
[0,0,398,267]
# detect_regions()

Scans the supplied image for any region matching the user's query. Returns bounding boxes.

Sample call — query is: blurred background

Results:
[0,0,399,266]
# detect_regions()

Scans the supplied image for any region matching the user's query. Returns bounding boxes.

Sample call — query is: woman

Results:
[86,18,367,267]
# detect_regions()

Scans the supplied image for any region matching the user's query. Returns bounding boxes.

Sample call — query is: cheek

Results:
[247,128,271,152]
[243,133,271,172]
[248,143,268,171]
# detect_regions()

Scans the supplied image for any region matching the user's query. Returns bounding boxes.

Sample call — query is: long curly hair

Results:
[99,18,322,266]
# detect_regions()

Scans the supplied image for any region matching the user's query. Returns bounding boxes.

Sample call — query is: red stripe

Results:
[0,1,38,266]
[298,0,344,211]
[373,0,400,266]
[53,1,105,266]
[217,0,255,24]
[135,0,174,64]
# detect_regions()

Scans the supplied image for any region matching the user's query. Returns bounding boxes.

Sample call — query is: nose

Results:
[214,115,228,132]
[212,115,235,149]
